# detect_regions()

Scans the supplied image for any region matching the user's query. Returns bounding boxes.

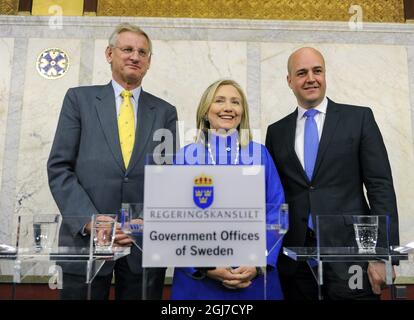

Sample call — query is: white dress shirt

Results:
[294,97,328,169]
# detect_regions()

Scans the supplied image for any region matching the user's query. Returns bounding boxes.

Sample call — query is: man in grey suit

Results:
[47,23,178,299]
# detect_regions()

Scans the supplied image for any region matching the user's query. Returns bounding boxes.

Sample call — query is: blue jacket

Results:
[171,135,285,300]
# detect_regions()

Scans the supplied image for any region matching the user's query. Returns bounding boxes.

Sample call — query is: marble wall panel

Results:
[0,38,13,193]
[15,39,81,216]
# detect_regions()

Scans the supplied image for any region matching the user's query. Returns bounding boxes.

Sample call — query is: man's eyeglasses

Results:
[113,47,151,58]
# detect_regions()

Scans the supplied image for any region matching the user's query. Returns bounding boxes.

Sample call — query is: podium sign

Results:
[142,165,266,267]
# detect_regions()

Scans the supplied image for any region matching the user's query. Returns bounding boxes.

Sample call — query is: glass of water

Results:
[266,203,289,256]
[120,203,144,235]
[33,214,60,253]
[277,203,289,235]
[92,214,117,253]
[266,203,289,235]
[353,215,378,253]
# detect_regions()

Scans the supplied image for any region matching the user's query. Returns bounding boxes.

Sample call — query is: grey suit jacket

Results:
[47,82,178,275]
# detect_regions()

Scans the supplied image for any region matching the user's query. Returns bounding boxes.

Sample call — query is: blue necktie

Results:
[304,109,320,231]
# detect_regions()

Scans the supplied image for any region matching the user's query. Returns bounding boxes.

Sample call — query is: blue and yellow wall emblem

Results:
[193,174,214,209]
[36,48,69,79]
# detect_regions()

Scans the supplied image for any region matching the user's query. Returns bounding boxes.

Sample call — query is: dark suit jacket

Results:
[47,82,178,275]
[265,98,399,277]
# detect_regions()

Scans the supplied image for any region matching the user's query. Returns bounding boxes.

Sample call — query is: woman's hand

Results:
[222,266,257,289]
[206,266,257,289]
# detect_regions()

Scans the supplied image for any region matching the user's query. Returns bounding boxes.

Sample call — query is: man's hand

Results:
[84,215,139,247]
[368,261,396,295]
[114,218,143,246]
[113,225,133,246]
[84,221,92,235]
[130,218,144,228]
[84,215,114,235]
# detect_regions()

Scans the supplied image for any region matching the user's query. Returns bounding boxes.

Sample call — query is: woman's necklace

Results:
[207,140,240,165]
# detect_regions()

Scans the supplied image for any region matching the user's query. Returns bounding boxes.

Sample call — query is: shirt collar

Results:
[297,96,328,120]
[111,79,142,102]
[207,129,240,148]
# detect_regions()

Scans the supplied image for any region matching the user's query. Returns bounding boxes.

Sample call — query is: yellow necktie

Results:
[118,90,135,168]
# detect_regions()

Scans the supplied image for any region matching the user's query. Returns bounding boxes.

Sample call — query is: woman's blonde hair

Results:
[195,79,252,147]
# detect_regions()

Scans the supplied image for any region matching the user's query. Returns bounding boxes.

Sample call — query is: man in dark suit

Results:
[47,23,178,299]
[265,47,399,300]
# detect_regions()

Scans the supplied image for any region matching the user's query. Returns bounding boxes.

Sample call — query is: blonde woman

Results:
[172,79,285,300]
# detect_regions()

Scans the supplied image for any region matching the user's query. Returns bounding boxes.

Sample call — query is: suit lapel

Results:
[127,90,155,173]
[95,82,125,172]
[285,110,310,183]
[313,98,340,179]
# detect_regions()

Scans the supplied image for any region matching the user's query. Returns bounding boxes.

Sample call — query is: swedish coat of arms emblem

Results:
[193,174,214,209]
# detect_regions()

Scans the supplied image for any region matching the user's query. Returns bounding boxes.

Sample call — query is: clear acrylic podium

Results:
[123,197,288,300]
[126,217,286,300]
[283,215,408,300]
[0,214,130,300]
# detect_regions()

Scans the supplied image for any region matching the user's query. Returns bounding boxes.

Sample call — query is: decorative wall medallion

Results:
[36,48,70,79]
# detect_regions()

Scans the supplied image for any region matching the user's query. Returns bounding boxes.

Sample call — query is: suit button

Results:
[309,185,315,190]
[124,177,129,182]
